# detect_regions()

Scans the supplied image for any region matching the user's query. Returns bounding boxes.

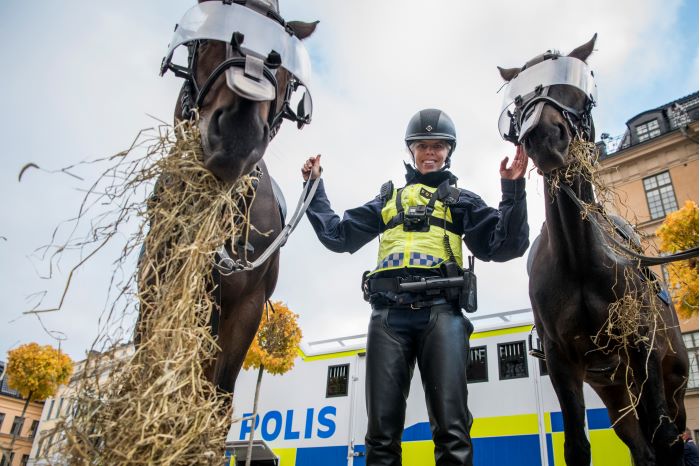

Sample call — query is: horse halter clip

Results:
[161,1,313,138]
[498,55,598,144]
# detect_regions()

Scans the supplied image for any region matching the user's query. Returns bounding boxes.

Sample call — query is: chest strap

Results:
[385,180,461,235]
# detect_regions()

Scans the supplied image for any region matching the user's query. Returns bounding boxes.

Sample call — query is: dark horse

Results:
[156,0,317,393]
[498,35,689,465]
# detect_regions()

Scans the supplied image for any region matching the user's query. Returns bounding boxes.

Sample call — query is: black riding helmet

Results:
[405,108,457,168]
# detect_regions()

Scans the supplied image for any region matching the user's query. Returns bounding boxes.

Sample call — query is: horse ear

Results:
[568,33,597,62]
[497,66,520,82]
[287,20,319,40]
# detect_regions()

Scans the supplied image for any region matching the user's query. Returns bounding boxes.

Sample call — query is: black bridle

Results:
[514,86,595,143]
[164,34,310,140]
[504,54,596,145]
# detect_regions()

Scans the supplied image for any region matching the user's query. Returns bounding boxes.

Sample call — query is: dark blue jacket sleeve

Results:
[305,179,384,254]
[458,178,529,262]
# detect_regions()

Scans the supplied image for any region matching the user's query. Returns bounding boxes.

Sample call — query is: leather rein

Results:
[556,182,698,267]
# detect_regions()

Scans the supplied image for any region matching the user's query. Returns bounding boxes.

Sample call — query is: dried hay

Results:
[35,118,256,464]
[549,136,673,423]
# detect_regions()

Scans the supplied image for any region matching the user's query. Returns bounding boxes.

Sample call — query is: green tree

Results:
[2,343,73,464]
[241,301,302,466]
[657,200,699,317]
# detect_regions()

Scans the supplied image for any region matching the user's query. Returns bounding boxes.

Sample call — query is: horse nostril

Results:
[556,122,569,140]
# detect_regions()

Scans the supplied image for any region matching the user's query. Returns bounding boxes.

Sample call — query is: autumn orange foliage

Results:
[243,301,302,375]
[5,343,73,401]
[657,200,699,318]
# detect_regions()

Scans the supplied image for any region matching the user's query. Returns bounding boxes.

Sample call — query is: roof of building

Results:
[627,92,699,123]
[0,361,22,398]
[598,91,699,159]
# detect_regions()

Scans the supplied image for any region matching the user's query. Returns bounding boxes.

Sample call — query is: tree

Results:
[657,200,699,318]
[241,301,302,466]
[2,343,73,464]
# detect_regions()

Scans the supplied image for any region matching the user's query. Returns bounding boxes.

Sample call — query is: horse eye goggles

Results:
[498,56,597,143]
[161,1,313,127]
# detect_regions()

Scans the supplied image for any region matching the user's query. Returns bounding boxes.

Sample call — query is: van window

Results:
[498,341,528,380]
[326,364,350,397]
[467,346,488,383]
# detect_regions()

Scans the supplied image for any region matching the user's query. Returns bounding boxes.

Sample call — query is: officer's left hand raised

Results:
[301,154,322,181]
[499,145,528,180]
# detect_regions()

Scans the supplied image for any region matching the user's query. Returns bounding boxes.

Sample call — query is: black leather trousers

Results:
[365,303,474,466]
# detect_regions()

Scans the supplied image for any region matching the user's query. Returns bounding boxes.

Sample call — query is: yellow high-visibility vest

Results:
[370,183,463,275]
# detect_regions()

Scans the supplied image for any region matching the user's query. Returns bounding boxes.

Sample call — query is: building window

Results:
[42,432,56,458]
[643,171,678,220]
[56,397,64,418]
[37,435,47,458]
[46,398,55,420]
[669,98,698,128]
[29,420,39,439]
[20,454,29,466]
[498,341,529,380]
[683,332,699,390]
[636,119,661,142]
[326,364,350,397]
[0,412,4,431]
[10,416,24,436]
[0,452,15,466]
[467,346,488,383]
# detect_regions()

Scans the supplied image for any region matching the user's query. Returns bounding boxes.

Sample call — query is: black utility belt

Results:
[372,296,451,310]
[362,259,478,313]
[365,275,460,293]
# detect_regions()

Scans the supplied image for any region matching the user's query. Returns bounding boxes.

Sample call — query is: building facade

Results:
[29,344,133,465]
[0,363,44,466]
[596,91,699,439]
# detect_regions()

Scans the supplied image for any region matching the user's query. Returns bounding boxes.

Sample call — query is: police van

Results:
[226,308,632,466]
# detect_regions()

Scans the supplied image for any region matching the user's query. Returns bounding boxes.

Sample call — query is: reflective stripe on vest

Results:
[371,183,463,275]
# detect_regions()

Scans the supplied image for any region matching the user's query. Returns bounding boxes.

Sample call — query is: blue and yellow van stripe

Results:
[247,408,632,466]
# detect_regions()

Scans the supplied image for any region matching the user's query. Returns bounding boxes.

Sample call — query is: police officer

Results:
[301,109,529,466]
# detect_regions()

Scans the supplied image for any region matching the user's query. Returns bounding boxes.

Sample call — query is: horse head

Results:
[497,35,597,173]
[163,0,318,183]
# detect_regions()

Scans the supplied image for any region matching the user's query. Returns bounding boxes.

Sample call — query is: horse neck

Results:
[543,172,600,267]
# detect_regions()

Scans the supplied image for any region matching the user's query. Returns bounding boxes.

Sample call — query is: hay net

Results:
[36,118,256,465]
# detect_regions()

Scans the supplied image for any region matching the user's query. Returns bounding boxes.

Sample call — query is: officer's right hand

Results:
[301,154,322,181]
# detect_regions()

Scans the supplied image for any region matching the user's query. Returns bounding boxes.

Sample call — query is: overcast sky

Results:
[1,0,698,362]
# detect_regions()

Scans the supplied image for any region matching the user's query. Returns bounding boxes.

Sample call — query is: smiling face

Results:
[411,140,450,174]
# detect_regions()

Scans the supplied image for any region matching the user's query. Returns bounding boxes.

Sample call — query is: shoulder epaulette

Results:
[435,180,461,205]
[379,180,394,204]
